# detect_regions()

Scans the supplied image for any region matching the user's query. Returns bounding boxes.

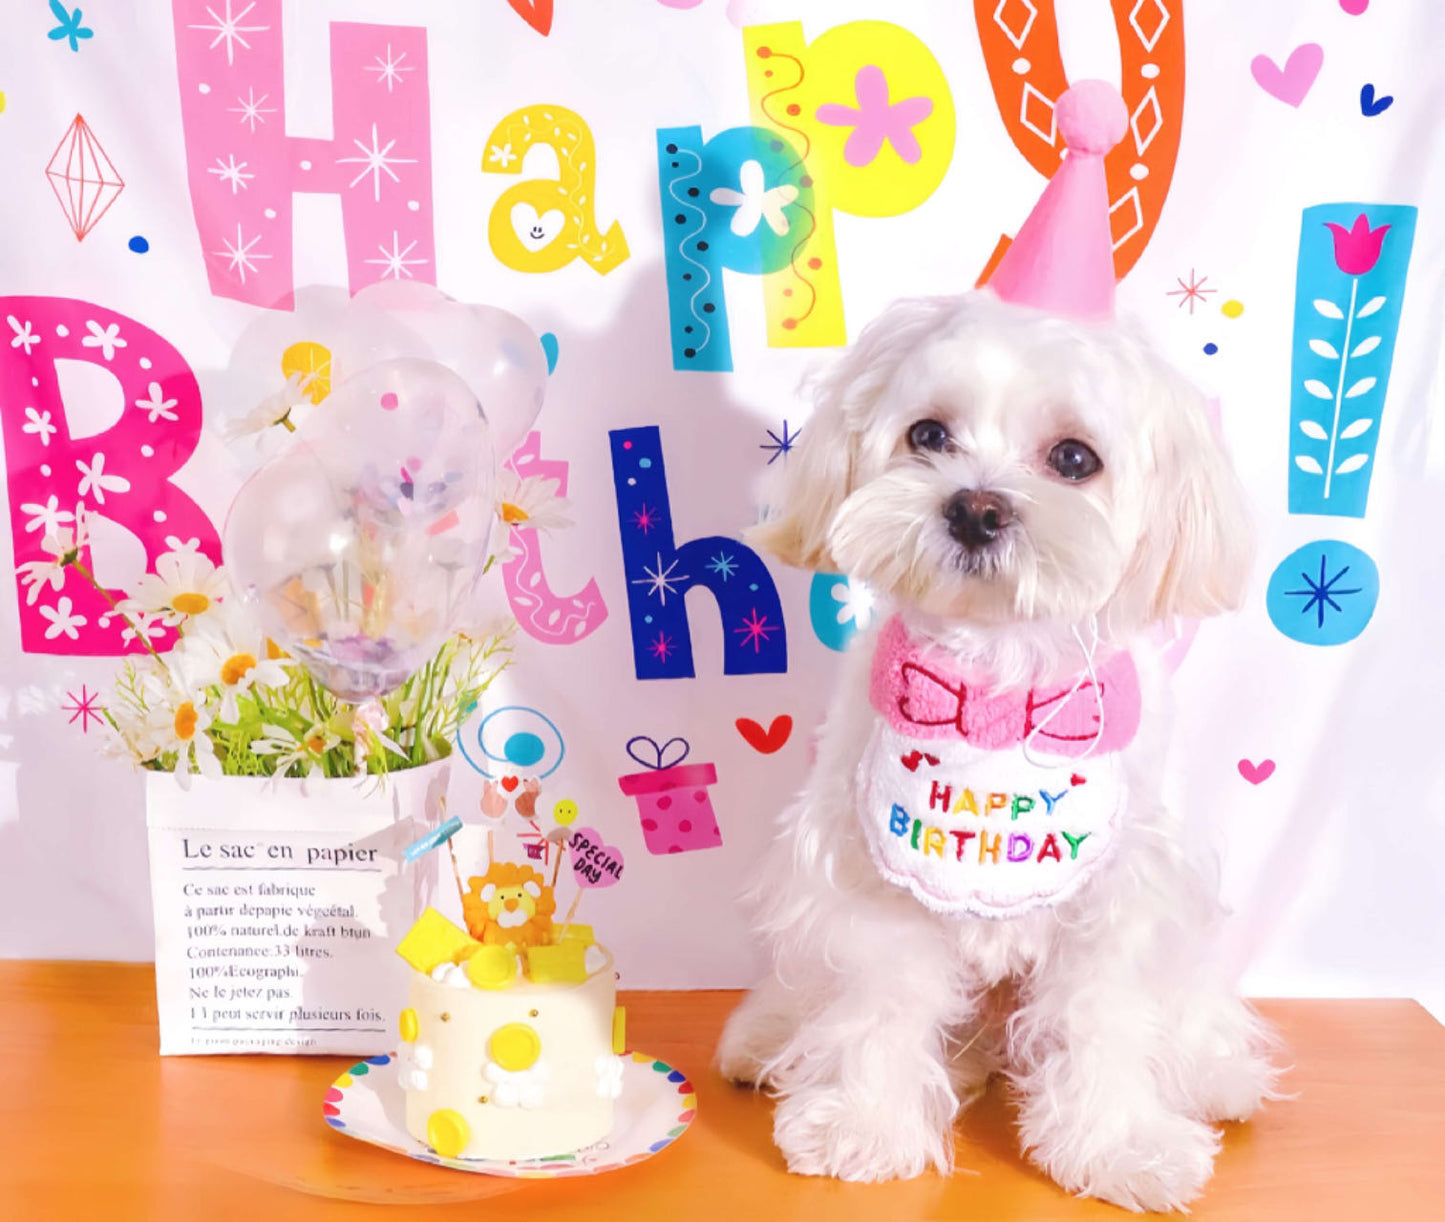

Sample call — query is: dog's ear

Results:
[1122,369,1253,622]
[751,297,956,571]
[747,390,859,572]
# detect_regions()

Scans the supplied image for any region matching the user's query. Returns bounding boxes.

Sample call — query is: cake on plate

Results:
[393,861,626,1162]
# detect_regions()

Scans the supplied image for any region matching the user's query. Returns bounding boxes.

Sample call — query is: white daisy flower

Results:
[250,721,339,777]
[497,470,572,533]
[222,373,312,440]
[139,673,222,788]
[15,509,90,606]
[178,604,291,721]
[124,545,228,625]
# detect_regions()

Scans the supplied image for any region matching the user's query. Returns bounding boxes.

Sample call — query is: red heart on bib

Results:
[736,715,792,754]
[1070,774,1087,786]
[500,775,519,793]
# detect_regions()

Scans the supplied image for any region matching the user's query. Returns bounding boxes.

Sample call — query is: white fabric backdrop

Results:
[0,0,1441,1017]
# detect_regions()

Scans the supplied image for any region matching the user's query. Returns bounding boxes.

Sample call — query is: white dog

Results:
[717,288,1279,1211]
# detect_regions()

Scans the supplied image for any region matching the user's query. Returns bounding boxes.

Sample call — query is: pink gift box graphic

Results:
[618,735,722,855]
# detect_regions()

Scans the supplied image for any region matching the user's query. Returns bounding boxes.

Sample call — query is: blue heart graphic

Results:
[1360,84,1394,116]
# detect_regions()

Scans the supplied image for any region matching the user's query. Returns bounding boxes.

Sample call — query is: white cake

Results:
[393,906,625,1162]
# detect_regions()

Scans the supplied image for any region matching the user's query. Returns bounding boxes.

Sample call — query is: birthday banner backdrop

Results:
[1,1,1442,1013]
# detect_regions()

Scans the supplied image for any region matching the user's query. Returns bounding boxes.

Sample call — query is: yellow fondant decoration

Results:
[280,341,332,405]
[526,940,587,985]
[465,945,519,990]
[426,1109,470,1159]
[682,1093,697,1110]
[335,1074,353,1088]
[552,798,579,825]
[489,1022,542,1072]
[631,1052,650,1063]
[396,908,481,975]
[560,923,594,946]
[612,1006,626,1055]
[399,1007,418,1043]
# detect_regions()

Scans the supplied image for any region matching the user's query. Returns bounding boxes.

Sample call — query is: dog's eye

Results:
[1047,439,1102,482]
[908,419,951,453]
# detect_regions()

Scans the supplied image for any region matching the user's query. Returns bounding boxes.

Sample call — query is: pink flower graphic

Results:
[1324,214,1391,275]
[816,65,933,168]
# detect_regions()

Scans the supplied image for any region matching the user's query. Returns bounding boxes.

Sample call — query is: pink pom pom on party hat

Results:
[986,80,1129,322]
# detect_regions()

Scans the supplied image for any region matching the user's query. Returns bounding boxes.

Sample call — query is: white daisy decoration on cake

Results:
[395,1041,432,1091]
[483,1058,548,1109]
[594,1054,624,1100]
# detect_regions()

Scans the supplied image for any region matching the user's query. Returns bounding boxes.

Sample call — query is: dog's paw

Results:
[716,986,799,1088]
[716,1020,770,1087]
[1033,1108,1220,1213]
[774,1088,952,1182]
[1191,1048,1280,1124]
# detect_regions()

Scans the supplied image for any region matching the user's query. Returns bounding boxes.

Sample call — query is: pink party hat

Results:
[986,80,1129,322]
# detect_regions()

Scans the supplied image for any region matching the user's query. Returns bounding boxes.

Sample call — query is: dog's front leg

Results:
[766,893,967,1183]
[1010,948,1223,1212]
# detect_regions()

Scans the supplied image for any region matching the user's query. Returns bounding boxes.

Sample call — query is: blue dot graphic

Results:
[1203,342,1218,355]
[503,731,546,768]
[128,235,149,253]
[1266,540,1379,646]
[638,458,652,469]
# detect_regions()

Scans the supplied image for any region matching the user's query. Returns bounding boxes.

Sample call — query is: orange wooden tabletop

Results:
[1,963,1441,1221]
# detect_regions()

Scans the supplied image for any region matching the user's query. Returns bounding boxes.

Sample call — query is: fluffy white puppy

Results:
[718,290,1279,1212]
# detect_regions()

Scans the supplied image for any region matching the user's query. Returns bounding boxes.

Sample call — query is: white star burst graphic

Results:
[336,124,417,203]
[364,232,428,280]
[210,223,271,285]
[207,154,254,195]
[366,44,414,93]
[189,0,268,67]
[229,87,276,133]
[632,554,689,605]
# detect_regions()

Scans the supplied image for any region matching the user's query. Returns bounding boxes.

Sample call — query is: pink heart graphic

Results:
[570,825,625,889]
[1251,44,1323,108]
[1237,758,1277,785]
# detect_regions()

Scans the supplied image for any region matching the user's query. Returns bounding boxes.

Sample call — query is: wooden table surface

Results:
[1,963,1441,1221]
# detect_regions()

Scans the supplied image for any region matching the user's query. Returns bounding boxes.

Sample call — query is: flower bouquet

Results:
[19,285,568,1054]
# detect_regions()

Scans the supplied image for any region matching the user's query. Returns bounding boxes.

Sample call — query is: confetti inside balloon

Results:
[224,358,497,701]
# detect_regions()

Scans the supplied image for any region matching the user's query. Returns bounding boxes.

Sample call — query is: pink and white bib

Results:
[858,616,1142,918]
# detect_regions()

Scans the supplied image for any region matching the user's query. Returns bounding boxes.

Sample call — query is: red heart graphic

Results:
[500,776,519,793]
[736,715,793,754]
[900,750,924,772]
[506,0,553,35]
[1070,773,1087,787]
[1237,758,1276,785]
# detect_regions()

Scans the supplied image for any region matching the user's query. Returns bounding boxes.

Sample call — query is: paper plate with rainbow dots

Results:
[323,1051,696,1178]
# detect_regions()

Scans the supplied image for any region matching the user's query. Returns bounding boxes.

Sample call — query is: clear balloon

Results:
[224,358,496,702]
[345,283,548,456]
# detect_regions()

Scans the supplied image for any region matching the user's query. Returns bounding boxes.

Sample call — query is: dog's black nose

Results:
[943,490,1013,549]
